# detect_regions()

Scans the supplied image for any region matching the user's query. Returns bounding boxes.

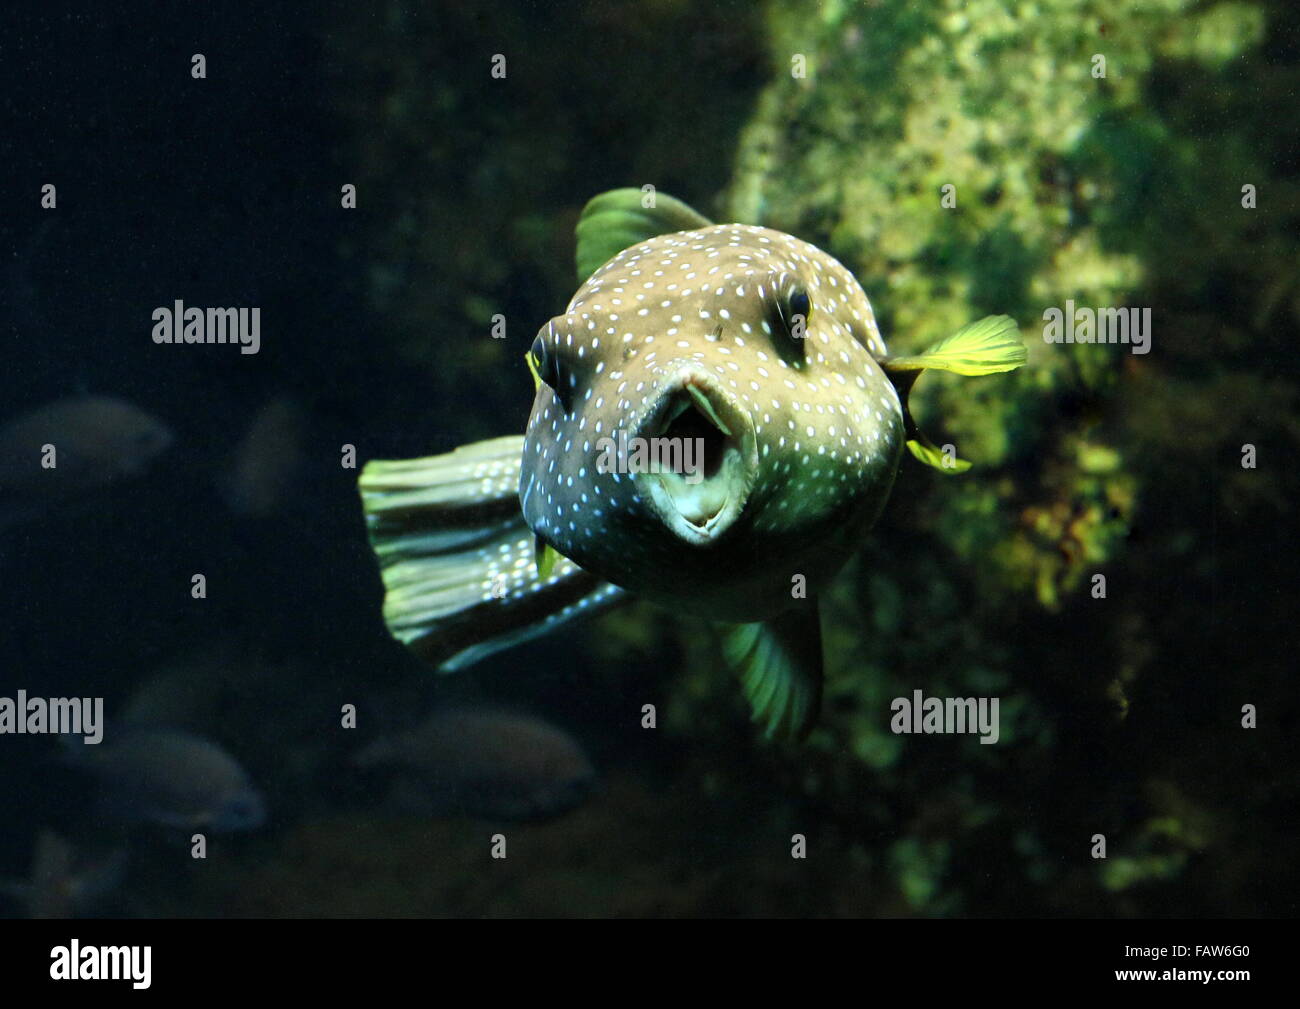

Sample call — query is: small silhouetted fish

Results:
[220,396,307,516]
[115,644,262,731]
[0,830,127,919]
[0,395,175,500]
[353,708,596,822]
[66,727,266,833]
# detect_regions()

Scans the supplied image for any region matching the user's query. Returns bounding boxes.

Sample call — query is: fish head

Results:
[520,225,905,607]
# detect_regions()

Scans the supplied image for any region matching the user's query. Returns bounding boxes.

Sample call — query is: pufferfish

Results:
[359,190,1026,741]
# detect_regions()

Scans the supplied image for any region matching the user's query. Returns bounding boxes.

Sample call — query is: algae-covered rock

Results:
[314,0,1296,917]
[663,0,1296,915]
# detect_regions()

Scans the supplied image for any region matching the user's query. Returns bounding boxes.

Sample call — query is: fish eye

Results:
[788,286,811,322]
[774,282,812,346]
[530,335,560,390]
[529,331,576,411]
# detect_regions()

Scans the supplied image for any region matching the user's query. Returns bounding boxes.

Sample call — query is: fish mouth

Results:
[633,368,757,544]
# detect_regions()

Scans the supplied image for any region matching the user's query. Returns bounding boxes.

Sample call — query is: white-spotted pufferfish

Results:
[360,190,1026,741]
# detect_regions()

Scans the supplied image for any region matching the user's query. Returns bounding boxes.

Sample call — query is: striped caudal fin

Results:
[358,436,625,671]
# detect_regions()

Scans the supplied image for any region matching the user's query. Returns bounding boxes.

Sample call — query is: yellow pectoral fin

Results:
[882,314,1025,473]
[883,314,1027,377]
[906,435,972,474]
[533,534,563,580]
[525,350,543,392]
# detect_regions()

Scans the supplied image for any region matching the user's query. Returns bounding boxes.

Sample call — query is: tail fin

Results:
[358,436,626,671]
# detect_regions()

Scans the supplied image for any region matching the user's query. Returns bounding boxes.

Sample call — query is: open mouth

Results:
[634,369,756,543]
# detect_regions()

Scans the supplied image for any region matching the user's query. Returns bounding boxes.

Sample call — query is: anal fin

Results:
[719,602,824,742]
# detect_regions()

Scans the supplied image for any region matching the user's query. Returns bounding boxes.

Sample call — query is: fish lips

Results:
[632,367,757,545]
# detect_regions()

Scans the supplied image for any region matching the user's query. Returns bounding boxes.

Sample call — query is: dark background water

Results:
[1,1,1296,917]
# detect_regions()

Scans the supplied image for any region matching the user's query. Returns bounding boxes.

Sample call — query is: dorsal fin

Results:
[575,188,713,283]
